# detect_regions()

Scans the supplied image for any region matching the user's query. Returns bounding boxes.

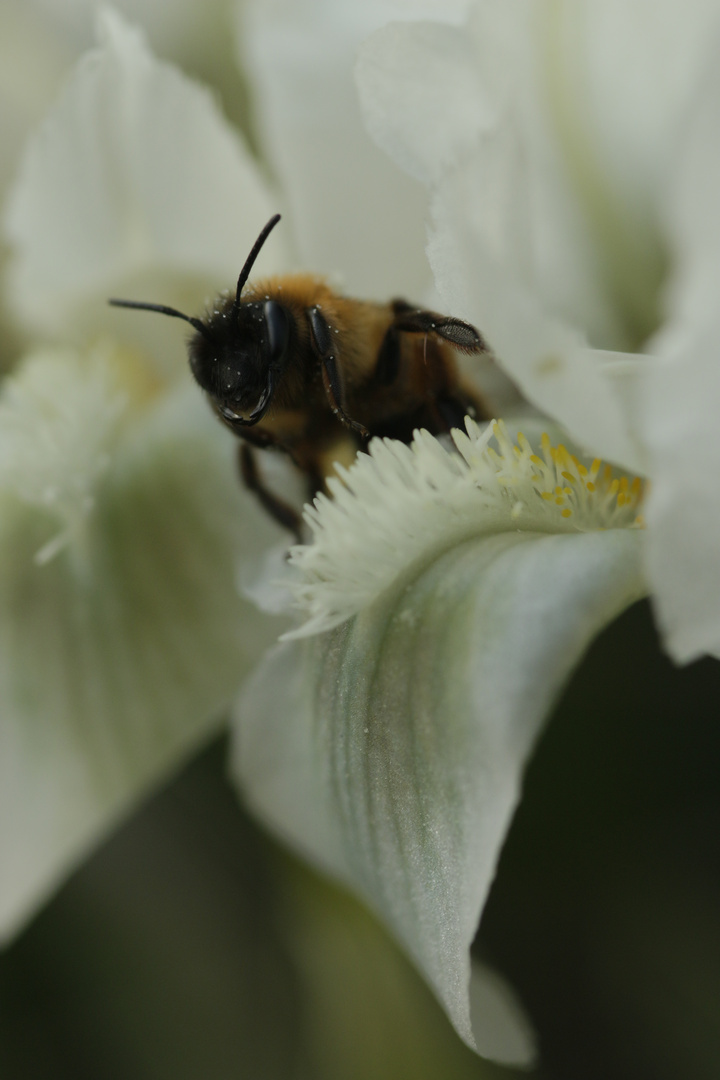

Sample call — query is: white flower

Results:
[355,0,720,663]
[0,1,667,1065]
[0,8,291,941]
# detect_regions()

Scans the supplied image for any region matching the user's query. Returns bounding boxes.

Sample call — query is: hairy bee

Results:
[110,214,488,538]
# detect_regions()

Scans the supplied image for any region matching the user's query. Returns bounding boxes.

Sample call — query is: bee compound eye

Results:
[264,299,290,365]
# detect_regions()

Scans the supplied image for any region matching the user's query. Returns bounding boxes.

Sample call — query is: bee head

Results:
[188,297,291,425]
[108,213,285,425]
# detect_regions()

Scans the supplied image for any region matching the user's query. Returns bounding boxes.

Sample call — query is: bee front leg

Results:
[307,306,369,439]
[238,443,304,544]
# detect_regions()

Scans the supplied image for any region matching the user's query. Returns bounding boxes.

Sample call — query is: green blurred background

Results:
[1,598,718,1079]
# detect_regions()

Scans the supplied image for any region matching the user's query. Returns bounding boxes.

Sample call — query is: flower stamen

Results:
[283,418,646,638]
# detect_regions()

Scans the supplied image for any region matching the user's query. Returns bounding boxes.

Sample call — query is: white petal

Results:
[429,161,644,472]
[469,960,535,1067]
[232,526,644,1048]
[356,14,648,470]
[0,349,286,940]
[25,0,260,151]
[637,33,720,662]
[0,2,76,197]
[4,8,284,349]
[550,0,720,224]
[237,0,433,299]
[641,319,720,662]
[356,20,492,186]
[357,11,625,345]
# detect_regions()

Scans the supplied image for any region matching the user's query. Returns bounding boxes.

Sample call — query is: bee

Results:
[110,214,488,538]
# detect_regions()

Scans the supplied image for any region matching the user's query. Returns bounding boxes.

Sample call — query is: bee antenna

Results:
[232,213,282,320]
[108,298,214,342]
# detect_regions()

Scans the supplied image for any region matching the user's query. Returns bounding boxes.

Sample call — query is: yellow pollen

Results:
[479,422,646,532]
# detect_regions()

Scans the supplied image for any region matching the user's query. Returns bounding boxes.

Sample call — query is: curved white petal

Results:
[641,318,720,662]
[545,0,720,224]
[429,165,646,473]
[4,8,284,352]
[356,20,491,187]
[233,525,644,1049]
[237,0,434,299]
[0,346,286,941]
[356,14,647,472]
[468,960,536,1067]
[632,31,720,662]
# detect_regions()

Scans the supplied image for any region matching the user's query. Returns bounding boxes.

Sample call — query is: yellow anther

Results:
[530,454,543,466]
[541,491,553,501]
[561,508,572,518]
[561,471,576,482]
[586,481,596,492]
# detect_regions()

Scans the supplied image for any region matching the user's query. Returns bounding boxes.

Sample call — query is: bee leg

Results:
[389,300,487,355]
[434,392,482,431]
[374,324,402,386]
[238,443,304,543]
[307,306,369,440]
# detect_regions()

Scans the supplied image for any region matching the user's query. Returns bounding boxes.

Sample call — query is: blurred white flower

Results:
[355,0,720,662]
[0,8,290,941]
